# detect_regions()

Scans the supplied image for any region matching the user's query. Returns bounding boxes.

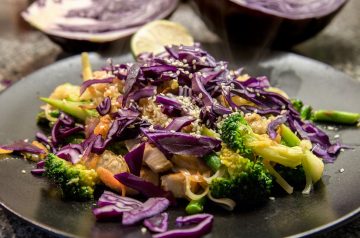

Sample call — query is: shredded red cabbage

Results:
[30,168,46,176]
[80,77,115,96]
[267,114,288,140]
[126,85,157,105]
[122,197,169,225]
[51,113,84,146]
[114,172,175,205]
[124,142,145,176]
[35,132,55,153]
[165,116,195,132]
[0,141,45,155]
[93,190,143,220]
[141,128,221,157]
[153,214,214,238]
[143,212,168,233]
[96,97,111,116]
[155,95,183,117]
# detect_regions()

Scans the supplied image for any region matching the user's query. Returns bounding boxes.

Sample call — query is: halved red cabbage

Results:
[153,213,214,238]
[122,197,170,225]
[193,0,348,48]
[143,212,169,233]
[22,0,179,42]
[231,0,347,19]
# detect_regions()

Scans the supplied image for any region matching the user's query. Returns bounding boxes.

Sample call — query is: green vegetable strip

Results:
[203,153,221,172]
[185,197,206,215]
[280,124,301,147]
[312,110,360,125]
[40,97,98,121]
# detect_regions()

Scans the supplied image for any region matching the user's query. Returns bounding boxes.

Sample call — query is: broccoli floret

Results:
[210,145,273,205]
[221,113,324,194]
[45,153,99,201]
[220,113,253,158]
[221,113,304,168]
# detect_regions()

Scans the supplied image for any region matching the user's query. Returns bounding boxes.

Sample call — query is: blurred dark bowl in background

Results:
[191,0,348,50]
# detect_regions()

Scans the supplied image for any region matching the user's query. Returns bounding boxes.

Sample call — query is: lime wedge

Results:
[131,20,194,57]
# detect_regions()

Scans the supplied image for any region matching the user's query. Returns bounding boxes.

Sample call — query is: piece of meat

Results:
[140,166,159,186]
[94,150,129,174]
[161,173,186,198]
[170,155,210,174]
[161,172,199,199]
[143,143,173,173]
[124,138,141,151]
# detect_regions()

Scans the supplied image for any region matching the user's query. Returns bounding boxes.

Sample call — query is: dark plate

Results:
[0,52,359,238]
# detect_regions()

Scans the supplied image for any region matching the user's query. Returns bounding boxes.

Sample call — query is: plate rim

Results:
[0,51,359,238]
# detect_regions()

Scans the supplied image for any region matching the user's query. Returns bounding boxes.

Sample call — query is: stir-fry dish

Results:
[1,44,359,237]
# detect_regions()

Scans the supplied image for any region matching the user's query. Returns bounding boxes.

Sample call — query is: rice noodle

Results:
[207,193,236,211]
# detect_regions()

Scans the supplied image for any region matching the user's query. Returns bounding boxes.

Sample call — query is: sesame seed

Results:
[21,170,26,174]
[334,134,340,139]
[339,168,345,173]
[141,227,147,234]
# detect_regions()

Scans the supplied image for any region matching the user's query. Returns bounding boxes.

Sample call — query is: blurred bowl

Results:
[22,0,179,53]
[192,0,348,49]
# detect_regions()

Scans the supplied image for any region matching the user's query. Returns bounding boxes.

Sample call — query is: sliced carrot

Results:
[96,166,126,196]
[0,148,13,154]
[32,141,48,153]
[86,154,100,170]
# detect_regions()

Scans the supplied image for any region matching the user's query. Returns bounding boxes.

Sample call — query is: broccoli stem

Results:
[201,126,220,139]
[40,97,98,121]
[312,110,360,125]
[292,99,360,125]
[203,153,221,172]
[185,197,206,215]
[280,124,301,147]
